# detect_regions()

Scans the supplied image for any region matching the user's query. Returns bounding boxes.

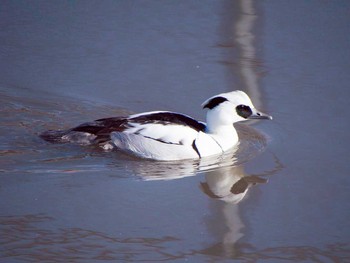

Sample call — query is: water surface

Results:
[1,0,350,262]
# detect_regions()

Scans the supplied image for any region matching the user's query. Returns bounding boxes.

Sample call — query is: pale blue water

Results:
[1,1,349,262]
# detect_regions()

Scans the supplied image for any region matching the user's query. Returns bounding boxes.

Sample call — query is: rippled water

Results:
[1,86,270,178]
[1,0,350,262]
[1,85,280,262]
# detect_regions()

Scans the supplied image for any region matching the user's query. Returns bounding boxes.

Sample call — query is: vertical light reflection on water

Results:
[200,1,270,257]
[235,0,262,108]
[202,166,249,258]
[200,162,270,258]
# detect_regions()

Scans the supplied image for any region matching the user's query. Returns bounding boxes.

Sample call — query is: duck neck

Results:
[205,111,236,135]
[205,122,238,151]
[204,109,240,149]
[206,123,237,137]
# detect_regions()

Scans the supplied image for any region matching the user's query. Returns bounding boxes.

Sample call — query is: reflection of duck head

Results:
[200,165,267,204]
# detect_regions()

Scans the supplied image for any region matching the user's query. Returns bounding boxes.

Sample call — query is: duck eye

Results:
[236,105,252,118]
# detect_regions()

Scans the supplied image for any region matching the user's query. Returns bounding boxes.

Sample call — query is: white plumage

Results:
[40,90,272,161]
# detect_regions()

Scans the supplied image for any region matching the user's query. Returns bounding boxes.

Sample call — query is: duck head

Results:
[202,90,272,133]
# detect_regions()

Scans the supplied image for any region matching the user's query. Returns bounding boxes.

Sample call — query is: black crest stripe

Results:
[203,96,228,109]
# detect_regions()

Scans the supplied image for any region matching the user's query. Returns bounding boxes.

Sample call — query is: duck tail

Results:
[39,129,71,143]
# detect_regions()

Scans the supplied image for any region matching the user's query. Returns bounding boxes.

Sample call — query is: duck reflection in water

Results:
[197,155,283,259]
[132,152,281,259]
[200,164,267,257]
[200,165,267,204]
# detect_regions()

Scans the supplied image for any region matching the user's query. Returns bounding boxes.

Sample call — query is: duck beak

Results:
[248,110,273,120]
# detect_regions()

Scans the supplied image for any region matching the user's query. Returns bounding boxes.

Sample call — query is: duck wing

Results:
[111,111,206,146]
[41,111,206,147]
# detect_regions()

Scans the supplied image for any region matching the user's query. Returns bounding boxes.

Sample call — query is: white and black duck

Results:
[40,90,272,161]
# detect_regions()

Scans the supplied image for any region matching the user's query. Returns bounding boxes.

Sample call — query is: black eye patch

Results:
[236,105,252,118]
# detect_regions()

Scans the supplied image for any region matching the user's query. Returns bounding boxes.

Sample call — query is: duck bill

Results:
[248,111,273,120]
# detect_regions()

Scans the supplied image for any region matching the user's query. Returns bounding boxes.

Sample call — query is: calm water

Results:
[1,0,350,262]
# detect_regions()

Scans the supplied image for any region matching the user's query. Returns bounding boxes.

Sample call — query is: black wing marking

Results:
[41,111,206,145]
[69,117,127,143]
[73,117,127,133]
[129,112,206,132]
[192,140,201,158]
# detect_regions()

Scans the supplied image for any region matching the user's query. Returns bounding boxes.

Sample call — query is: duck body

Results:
[40,90,272,161]
[108,111,229,160]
